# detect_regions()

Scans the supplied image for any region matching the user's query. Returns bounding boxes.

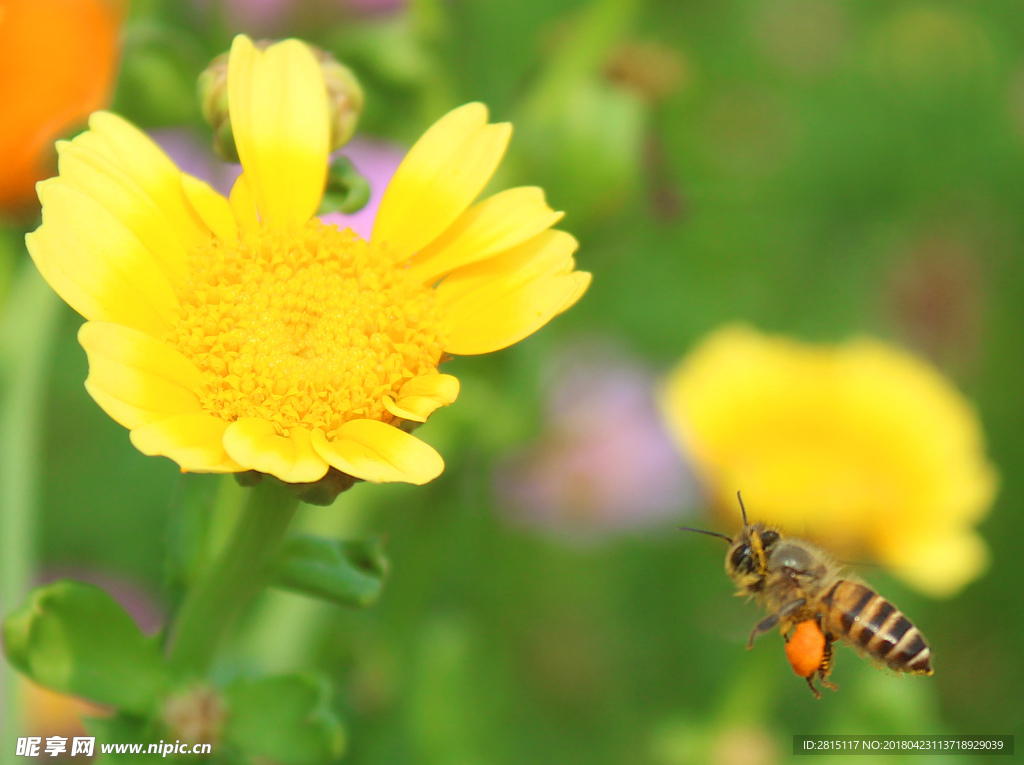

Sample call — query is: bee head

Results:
[724,523,781,580]
[678,492,781,586]
[722,492,781,586]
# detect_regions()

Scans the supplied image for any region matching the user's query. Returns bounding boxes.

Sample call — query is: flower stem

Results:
[0,266,61,762]
[167,478,299,678]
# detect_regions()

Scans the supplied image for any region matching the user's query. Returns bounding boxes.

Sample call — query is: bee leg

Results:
[746,598,806,649]
[804,675,823,700]
[817,633,839,692]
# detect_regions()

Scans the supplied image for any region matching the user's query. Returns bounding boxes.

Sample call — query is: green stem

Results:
[167,478,299,678]
[0,267,61,762]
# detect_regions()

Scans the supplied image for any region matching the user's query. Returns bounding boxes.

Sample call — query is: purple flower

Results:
[497,344,697,536]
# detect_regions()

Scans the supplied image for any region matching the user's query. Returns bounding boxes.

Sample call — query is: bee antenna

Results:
[678,526,733,544]
[736,490,749,527]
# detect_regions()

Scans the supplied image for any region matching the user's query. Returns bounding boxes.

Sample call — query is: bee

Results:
[683,492,934,698]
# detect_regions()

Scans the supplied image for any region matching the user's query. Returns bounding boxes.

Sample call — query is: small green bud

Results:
[318,155,372,216]
[196,51,235,162]
[3,581,167,715]
[314,48,365,151]
[197,42,364,163]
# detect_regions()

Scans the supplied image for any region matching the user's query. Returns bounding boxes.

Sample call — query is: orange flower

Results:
[0,0,124,216]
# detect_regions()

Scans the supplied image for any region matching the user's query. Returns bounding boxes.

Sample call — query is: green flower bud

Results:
[198,42,364,162]
[314,48,365,151]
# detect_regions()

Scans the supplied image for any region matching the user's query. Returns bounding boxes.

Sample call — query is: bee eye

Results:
[730,543,754,573]
[761,530,780,550]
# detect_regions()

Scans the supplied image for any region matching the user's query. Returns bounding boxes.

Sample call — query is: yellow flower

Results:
[27,35,590,486]
[661,325,997,598]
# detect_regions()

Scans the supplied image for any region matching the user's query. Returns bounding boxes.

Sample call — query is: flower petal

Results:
[228,173,260,231]
[223,418,329,484]
[442,272,590,355]
[436,229,590,355]
[383,373,461,422]
[373,103,511,260]
[181,173,237,243]
[54,138,191,287]
[130,413,241,473]
[227,35,329,228]
[28,181,180,336]
[76,112,209,252]
[79,321,203,430]
[310,421,444,485]
[408,186,563,284]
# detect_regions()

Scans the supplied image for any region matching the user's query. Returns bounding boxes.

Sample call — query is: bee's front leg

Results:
[747,597,806,649]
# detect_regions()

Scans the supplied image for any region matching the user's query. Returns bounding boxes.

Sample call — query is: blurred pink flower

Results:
[198,0,405,35]
[150,128,240,196]
[497,345,697,535]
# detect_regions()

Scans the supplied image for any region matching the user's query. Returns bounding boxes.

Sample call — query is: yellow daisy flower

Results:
[661,325,997,598]
[27,35,590,486]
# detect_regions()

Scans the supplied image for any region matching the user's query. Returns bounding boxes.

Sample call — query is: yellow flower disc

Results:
[168,222,444,436]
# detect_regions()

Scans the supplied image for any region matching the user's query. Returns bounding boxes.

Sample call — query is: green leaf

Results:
[3,580,167,714]
[223,673,345,765]
[271,535,388,608]
[85,713,163,763]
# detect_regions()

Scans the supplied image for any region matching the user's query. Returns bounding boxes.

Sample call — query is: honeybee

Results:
[683,493,934,698]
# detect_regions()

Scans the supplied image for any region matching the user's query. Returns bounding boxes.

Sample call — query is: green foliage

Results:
[3,581,166,715]
[223,674,346,765]
[272,535,388,608]
[5,0,1024,762]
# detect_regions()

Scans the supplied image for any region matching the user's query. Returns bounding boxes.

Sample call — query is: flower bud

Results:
[196,50,235,161]
[314,49,365,151]
[198,42,364,162]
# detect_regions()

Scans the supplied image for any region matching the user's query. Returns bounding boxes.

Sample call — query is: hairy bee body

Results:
[702,497,934,698]
[820,580,932,675]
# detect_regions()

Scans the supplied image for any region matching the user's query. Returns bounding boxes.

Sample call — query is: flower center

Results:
[166,221,445,437]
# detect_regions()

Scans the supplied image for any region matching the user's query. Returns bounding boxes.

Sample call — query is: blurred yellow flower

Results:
[27,35,589,486]
[0,0,124,216]
[661,325,996,598]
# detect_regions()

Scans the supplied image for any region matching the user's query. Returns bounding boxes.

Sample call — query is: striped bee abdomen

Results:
[820,581,933,675]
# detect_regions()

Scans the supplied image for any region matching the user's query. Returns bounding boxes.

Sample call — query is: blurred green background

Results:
[4,0,1024,762]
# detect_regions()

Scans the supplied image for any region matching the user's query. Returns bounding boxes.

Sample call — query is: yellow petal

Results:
[373,103,511,260]
[229,173,259,232]
[442,271,590,355]
[435,228,589,353]
[223,418,329,484]
[76,112,209,252]
[310,421,444,485]
[408,187,563,284]
[227,35,329,228]
[436,229,579,304]
[130,413,241,473]
[181,173,237,242]
[54,138,191,287]
[79,321,203,430]
[28,182,180,336]
[383,373,461,422]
